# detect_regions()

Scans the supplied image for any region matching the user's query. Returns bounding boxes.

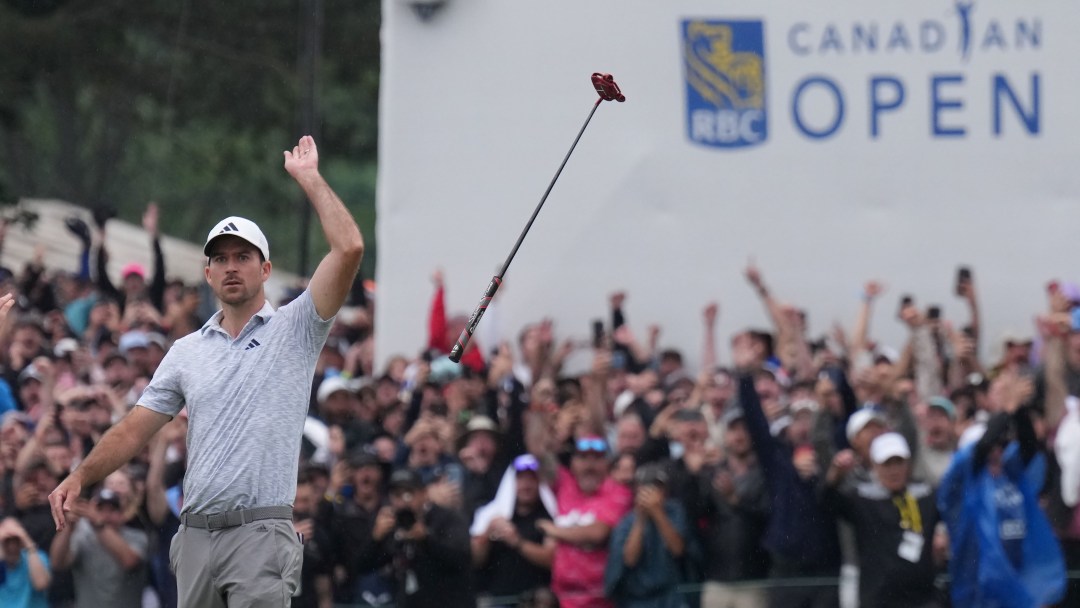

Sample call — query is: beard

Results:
[215,281,259,306]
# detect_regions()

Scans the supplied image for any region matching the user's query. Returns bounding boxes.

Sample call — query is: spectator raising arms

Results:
[938,390,1066,607]
[2,167,1080,608]
[823,434,943,608]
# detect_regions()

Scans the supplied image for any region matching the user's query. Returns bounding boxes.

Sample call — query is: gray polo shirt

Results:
[139,290,333,514]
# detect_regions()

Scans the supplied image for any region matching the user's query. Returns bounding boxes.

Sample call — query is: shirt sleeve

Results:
[138,344,186,417]
[276,290,335,355]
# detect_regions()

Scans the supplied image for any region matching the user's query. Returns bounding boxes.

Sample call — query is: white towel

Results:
[1055,396,1080,507]
[470,462,558,536]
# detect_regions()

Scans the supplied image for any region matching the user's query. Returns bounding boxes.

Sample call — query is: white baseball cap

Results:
[871,432,911,464]
[204,216,270,261]
[316,376,352,405]
[790,398,820,416]
[846,408,886,443]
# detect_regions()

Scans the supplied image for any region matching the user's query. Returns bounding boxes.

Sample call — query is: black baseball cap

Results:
[388,468,423,492]
[635,463,669,487]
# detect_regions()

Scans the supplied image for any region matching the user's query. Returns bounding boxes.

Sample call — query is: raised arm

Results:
[851,281,884,370]
[731,336,784,475]
[957,270,980,348]
[744,259,784,329]
[582,349,611,436]
[94,221,122,304]
[945,322,983,392]
[143,203,168,313]
[702,302,719,372]
[284,136,364,320]
[746,261,806,376]
[1038,299,1074,428]
[48,406,171,530]
[902,307,943,402]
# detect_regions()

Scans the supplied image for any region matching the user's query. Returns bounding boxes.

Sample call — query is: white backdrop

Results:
[376,0,1080,371]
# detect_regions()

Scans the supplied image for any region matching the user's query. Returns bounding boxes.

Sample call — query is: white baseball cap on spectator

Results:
[316,375,351,405]
[846,408,886,443]
[204,216,270,261]
[17,365,42,386]
[146,332,168,350]
[790,399,819,417]
[54,337,79,358]
[870,432,911,464]
[118,330,151,355]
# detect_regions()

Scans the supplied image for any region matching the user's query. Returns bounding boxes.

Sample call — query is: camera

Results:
[394,507,417,530]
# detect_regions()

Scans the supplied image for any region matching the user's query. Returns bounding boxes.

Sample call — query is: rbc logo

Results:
[682,19,767,148]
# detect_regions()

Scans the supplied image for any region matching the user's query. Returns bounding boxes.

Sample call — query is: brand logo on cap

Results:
[220,222,240,234]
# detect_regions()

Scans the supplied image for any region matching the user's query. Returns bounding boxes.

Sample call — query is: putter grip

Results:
[449,276,502,363]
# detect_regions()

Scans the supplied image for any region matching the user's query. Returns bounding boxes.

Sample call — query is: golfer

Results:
[48,135,364,607]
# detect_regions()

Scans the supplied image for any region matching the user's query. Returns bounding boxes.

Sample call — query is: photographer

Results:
[604,463,688,608]
[48,487,148,608]
[364,468,474,608]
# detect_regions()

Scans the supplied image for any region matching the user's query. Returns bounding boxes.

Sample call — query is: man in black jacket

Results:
[824,433,942,608]
[732,333,841,608]
[365,468,474,608]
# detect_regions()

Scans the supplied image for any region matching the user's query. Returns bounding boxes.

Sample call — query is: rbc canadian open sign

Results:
[682,19,768,149]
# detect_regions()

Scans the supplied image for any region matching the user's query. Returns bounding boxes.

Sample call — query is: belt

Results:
[180,506,293,530]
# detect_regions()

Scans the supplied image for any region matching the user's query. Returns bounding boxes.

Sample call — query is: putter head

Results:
[591,73,626,102]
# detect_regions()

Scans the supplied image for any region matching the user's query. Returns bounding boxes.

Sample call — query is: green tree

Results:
[0,0,380,276]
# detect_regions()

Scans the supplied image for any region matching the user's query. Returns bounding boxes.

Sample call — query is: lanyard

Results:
[893,491,923,534]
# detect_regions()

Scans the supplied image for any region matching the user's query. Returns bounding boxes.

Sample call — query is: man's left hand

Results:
[284,135,320,180]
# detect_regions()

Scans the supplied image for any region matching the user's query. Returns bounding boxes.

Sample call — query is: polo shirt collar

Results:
[200,299,276,336]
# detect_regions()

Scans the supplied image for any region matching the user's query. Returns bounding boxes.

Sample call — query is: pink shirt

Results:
[551,467,633,608]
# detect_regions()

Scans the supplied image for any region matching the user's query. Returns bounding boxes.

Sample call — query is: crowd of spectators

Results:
[1,205,1079,608]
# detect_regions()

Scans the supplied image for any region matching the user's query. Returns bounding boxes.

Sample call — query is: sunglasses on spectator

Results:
[575,437,607,454]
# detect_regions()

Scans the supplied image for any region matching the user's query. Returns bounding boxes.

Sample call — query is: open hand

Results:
[284,135,320,179]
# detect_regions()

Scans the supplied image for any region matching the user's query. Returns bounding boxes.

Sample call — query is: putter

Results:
[449,73,626,363]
